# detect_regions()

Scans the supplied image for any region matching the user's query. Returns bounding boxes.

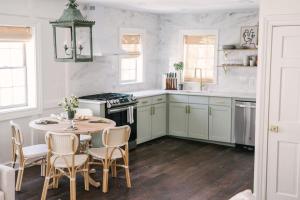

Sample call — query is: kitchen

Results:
[0,0,299,200]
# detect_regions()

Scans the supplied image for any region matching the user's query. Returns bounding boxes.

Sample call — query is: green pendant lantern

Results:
[50,0,95,62]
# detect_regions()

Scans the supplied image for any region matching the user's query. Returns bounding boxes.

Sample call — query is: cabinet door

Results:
[152,103,167,139]
[209,105,232,143]
[188,104,209,140]
[137,105,152,144]
[169,103,188,137]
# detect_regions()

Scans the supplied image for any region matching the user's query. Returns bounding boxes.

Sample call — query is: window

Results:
[0,42,27,109]
[120,30,143,84]
[0,25,38,114]
[183,31,218,83]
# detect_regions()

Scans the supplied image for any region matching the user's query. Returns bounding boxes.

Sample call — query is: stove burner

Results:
[79,93,137,108]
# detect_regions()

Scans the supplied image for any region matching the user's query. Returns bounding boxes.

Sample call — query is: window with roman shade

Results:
[0,26,33,110]
[183,34,217,83]
[120,31,143,83]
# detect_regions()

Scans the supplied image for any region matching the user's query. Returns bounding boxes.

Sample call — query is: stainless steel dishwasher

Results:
[234,100,256,147]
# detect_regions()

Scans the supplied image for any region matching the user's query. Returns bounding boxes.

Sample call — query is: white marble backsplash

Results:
[68,5,259,96]
[157,9,259,93]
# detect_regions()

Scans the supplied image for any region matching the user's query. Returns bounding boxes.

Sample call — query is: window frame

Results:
[119,28,144,85]
[0,42,28,110]
[180,29,219,84]
[0,17,42,121]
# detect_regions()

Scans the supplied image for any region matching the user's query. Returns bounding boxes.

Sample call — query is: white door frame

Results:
[255,14,300,200]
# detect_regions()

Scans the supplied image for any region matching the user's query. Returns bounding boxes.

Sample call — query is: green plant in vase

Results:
[173,61,184,90]
[58,95,79,120]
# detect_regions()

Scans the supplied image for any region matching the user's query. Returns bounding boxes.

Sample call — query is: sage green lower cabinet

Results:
[188,104,209,140]
[137,105,152,144]
[169,103,188,137]
[209,105,232,143]
[151,103,167,139]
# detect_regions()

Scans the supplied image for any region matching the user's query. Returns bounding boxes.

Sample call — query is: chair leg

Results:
[16,161,25,191]
[41,167,53,200]
[70,175,76,200]
[54,169,59,189]
[123,156,131,188]
[102,163,109,193]
[12,154,16,168]
[111,160,117,178]
[41,160,46,177]
[83,162,89,191]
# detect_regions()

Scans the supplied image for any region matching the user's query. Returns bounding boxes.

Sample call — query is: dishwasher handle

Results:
[235,103,256,109]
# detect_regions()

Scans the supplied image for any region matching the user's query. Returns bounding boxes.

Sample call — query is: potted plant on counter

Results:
[59,96,79,120]
[174,61,184,90]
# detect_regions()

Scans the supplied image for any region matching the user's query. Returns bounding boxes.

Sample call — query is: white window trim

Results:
[179,29,219,84]
[0,16,42,121]
[119,28,145,85]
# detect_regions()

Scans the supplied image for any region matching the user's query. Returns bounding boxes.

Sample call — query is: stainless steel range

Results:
[79,93,137,149]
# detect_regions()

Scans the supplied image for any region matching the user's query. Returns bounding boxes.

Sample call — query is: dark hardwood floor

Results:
[16,137,254,200]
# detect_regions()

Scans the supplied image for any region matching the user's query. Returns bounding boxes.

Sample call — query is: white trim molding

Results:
[254,13,300,200]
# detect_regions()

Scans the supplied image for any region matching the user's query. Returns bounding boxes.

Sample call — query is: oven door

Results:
[106,105,137,149]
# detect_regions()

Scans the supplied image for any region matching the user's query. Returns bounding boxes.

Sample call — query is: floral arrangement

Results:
[58,96,79,112]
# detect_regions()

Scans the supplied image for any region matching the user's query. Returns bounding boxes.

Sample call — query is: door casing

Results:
[255,14,300,200]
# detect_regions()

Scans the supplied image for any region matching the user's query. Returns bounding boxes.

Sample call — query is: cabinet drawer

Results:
[188,96,209,104]
[209,97,231,106]
[152,95,166,104]
[169,95,188,103]
[137,97,152,107]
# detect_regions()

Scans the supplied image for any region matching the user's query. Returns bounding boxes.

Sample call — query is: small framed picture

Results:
[240,26,258,48]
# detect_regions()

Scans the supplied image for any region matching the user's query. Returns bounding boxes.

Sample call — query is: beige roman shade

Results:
[184,35,215,45]
[0,26,32,41]
[121,34,141,57]
[184,35,216,83]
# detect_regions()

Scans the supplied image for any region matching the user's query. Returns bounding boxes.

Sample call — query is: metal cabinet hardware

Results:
[270,125,279,133]
[209,107,212,115]
[157,98,163,101]
[142,101,148,104]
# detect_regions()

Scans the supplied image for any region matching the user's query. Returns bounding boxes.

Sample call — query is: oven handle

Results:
[107,105,137,114]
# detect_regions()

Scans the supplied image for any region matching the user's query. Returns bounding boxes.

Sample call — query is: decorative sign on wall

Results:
[240,26,258,49]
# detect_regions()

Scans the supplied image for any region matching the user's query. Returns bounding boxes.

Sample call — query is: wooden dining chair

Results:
[76,108,93,151]
[41,132,89,200]
[10,121,48,191]
[88,125,132,193]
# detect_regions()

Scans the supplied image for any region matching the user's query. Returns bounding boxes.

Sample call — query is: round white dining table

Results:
[29,116,116,188]
[29,116,116,135]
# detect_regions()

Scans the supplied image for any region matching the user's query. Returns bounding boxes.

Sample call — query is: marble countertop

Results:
[127,89,256,100]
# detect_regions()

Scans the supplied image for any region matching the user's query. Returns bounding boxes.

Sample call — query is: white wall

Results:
[260,0,300,16]
[68,5,160,96]
[0,0,67,163]
[158,9,259,92]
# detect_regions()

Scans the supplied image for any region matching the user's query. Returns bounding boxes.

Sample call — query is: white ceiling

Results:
[79,0,259,14]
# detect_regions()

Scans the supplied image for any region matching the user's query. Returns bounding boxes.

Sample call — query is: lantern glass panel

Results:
[75,26,91,59]
[55,26,73,59]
